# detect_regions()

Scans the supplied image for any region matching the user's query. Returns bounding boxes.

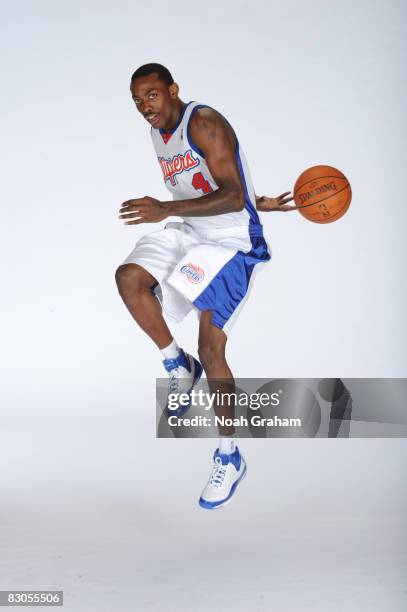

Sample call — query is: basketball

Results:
[293,165,352,223]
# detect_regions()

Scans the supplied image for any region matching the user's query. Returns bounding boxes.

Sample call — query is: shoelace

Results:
[168,369,180,394]
[209,457,227,487]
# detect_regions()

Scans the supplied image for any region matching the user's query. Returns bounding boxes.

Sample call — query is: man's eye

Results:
[134,100,141,105]
[149,93,157,99]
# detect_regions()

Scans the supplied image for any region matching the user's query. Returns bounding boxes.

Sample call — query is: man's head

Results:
[130,63,180,129]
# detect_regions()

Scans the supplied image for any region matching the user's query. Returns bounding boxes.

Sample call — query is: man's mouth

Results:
[145,113,160,126]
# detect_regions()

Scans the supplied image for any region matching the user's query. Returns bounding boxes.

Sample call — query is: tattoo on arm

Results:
[196,113,218,142]
[165,108,244,217]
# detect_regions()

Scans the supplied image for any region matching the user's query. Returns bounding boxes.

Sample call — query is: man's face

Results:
[130,73,176,129]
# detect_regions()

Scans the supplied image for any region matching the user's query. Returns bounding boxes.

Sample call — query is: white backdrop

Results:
[0,2,406,611]
[1,0,406,414]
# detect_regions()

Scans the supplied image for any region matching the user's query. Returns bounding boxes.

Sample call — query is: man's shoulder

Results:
[190,105,222,126]
[189,104,233,139]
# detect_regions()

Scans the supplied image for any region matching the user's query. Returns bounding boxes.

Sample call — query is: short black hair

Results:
[131,63,174,86]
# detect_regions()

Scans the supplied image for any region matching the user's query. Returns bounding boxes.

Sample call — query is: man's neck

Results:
[162,99,187,132]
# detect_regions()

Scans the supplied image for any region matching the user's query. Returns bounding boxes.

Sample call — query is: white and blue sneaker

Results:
[163,349,203,418]
[199,447,247,510]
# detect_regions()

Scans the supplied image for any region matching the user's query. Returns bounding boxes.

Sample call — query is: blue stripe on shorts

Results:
[193,235,270,330]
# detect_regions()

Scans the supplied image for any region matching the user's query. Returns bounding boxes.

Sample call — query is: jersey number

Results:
[192,172,213,194]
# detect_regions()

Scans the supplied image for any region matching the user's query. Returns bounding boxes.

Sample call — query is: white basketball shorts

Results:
[120,221,271,336]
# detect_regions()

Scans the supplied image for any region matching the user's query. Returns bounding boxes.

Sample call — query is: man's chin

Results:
[146,114,161,128]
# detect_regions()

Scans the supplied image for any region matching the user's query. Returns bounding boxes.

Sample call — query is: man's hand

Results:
[255,192,298,212]
[118,196,169,225]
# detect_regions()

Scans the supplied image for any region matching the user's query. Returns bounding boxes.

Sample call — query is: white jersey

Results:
[150,101,263,237]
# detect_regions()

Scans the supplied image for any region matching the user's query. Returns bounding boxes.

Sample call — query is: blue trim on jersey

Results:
[159,101,193,136]
[235,143,261,229]
[186,104,262,232]
[193,235,270,330]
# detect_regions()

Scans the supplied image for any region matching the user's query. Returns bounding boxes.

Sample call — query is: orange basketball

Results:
[293,165,352,223]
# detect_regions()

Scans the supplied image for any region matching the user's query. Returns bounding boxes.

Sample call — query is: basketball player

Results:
[116,64,296,510]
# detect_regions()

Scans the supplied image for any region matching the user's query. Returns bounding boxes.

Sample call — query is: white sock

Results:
[219,436,236,454]
[161,339,181,360]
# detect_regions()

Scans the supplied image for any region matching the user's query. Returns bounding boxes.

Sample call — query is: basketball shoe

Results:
[163,349,203,417]
[199,447,247,509]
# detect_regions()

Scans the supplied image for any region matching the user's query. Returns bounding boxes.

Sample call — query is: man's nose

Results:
[140,100,153,115]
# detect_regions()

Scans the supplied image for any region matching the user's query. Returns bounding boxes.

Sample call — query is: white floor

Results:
[1,414,406,612]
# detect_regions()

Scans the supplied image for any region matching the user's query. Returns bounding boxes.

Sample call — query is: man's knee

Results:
[198,339,226,369]
[115,264,151,296]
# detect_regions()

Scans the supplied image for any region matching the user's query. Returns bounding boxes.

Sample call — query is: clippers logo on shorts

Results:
[180,263,205,284]
[158,149,200,186]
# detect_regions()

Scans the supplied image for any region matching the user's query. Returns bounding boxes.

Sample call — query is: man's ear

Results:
[169,82,179,98]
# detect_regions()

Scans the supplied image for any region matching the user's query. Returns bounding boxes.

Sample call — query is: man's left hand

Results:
[255,192,298,212]
[119,196,169,224]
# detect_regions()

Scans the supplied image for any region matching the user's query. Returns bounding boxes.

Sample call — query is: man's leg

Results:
[198,311,247,510]
[115,263,173,349]
[115,262,202,412]
[198,311,236,437]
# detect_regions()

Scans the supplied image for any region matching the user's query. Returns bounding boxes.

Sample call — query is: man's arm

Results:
[119,108,245,225]
[169,107,244,216]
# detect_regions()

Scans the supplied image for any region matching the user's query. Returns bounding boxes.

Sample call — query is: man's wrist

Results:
[163,200,176,216]
[157,200,171,218]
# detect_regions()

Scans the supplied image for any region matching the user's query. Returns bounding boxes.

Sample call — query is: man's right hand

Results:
[118,196,169,224]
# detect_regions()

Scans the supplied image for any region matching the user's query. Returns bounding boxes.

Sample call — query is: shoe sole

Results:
[199,462,247,510]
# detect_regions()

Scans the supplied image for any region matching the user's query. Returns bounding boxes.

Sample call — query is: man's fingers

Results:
[120,199,140,208]
[120,211,156,222]
[120,198,150,209]
[280,204,299,211]
[280,196,294,204]
[277,191,292,200]
[119,208,144,217]
[119,203,149,215]
[119,203,145,211]
[119,212,142,219]
[124,218,145,225]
